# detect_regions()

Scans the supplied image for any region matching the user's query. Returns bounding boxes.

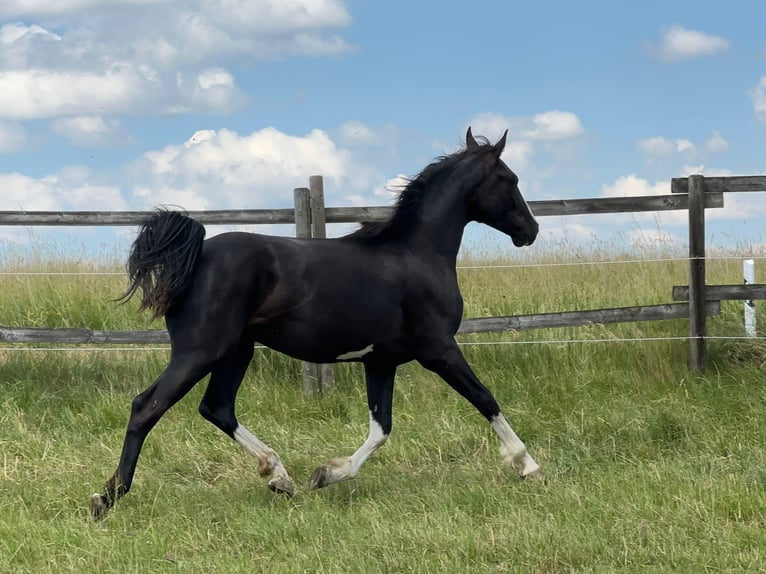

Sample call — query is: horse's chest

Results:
[405,286,463,332]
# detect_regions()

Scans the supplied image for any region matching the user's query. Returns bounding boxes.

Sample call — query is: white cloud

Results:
[0,67,150,119]
[0,65,247,120]
[704,131,729,153]
[648,25,729,62]
[188,68,245,113]
[521,111,586,141]
[637,132,729,158]
[0,168,127,211]
[132,126,376,209]
[466,110,585,173]
[0,125,381,217]
[51,116,127,147]
[0,1,351,120]
[469,110,585,143]
[469,110,585,141]
[196,68,233,90]
[637,136,695,155]
[601,174,669,198]
[0,23,59,65]
[750,77,766,124]
[0,0,163,17]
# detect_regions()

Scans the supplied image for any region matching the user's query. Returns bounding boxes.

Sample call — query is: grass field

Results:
[1,241,766,572]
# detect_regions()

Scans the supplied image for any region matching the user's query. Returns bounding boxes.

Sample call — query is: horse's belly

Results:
[250,314,401,363]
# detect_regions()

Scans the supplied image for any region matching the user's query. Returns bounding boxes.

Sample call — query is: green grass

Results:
[1,243,766,572]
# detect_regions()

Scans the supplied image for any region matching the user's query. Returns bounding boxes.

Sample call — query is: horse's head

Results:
[464,127,539,247]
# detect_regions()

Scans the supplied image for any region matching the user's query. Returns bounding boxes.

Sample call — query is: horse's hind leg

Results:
[309,360,395,489]
[198,339,295,496]
[419,342,546,483]
[89,354,214,520]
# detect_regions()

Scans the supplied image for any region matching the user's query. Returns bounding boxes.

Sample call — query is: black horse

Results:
[90,128,545,520]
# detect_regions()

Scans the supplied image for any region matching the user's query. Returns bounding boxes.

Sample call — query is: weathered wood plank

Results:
[0,209,298,226]
[324,206,393,223]
[0,193,724,227]
[457,302,721,334]
[293,187,322,394]
[309,176,328,239]
[687,175,707,371]
[293,188,311,239]
[525,193,723,216]
[325,194,724,223]
[1,301,721,343]
[672,175,766,194]
[308,176,334,394]
[0,327,170,344]
[672,284,766,301]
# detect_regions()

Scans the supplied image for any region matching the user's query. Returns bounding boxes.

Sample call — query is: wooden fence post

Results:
[688,174,707,371]
[294,187,321,394]
[309,175,334,393]
[293,187,311,239]
[309,175,328,240]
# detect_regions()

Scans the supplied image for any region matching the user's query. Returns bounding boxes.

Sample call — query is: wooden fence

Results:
[2,174,766,386]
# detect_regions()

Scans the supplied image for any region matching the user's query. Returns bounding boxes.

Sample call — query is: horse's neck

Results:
[405,187,468,265]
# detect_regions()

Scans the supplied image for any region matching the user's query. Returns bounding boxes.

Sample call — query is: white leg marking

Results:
[313,412,388,487]
[349,413,388,477]
[233,425,291,482]
[336,345,374,361]
[490,413,540,476]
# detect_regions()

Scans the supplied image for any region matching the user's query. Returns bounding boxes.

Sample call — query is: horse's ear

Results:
[493,130,508,157]
[466,127,479,151]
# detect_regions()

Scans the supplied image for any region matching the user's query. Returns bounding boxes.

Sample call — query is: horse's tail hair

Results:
[117,209,206,321]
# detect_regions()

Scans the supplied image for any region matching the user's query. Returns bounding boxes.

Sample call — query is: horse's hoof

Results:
[89,493,109,521]
[268,476,295,497]
[308,466,331,490]
[521,468,549,486]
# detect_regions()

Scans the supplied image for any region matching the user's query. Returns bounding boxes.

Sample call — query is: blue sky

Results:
[0,0,765,255]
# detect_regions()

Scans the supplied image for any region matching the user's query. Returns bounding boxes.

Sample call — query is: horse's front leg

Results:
[309,360,395,489]
[419,341,546,482]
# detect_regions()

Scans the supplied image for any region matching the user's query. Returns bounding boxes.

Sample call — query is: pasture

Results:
[1,241,766,572]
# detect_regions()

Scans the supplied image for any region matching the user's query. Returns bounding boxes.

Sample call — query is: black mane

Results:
[346,137,494,241]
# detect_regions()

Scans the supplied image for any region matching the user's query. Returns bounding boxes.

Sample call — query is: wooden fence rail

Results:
[1,173,765,378]
[672,284,766,302]
[0,302,723,345]
[0,193,723,226]
[671,175,766,194]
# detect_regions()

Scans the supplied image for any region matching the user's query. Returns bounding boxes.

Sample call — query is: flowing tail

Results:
[118,209,206,321]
